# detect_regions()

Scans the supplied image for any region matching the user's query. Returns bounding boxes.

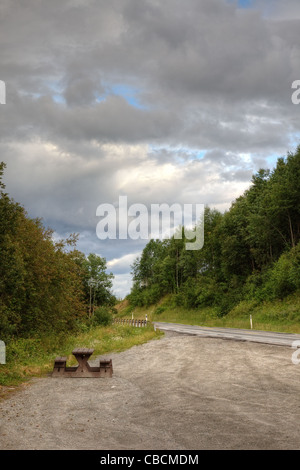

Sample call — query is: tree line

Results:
[0,162,115,341]
[129,145,300,315]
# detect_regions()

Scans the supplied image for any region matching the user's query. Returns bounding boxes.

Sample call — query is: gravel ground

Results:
[0,331,300,450]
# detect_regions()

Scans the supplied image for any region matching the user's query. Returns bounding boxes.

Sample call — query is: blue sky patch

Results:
[227,0,255,9]
[103,83,147,110]
[238,0,254,8]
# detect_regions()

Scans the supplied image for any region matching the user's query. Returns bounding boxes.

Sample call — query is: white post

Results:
[0,340,6,364]
[250,315,253,329]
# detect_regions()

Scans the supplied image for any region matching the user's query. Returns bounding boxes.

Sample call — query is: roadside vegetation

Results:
[0,162,164,389]
[0,322,162,391]
[118,293,300,334]
[0,161,118,344]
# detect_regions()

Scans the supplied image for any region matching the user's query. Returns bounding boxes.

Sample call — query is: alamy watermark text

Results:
[291,80,300,104]
[0,80,6,104]
[96,196,204,250]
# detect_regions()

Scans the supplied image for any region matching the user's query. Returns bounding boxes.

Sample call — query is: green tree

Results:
[77,253,115,316]
[127,145,300,314]
[0,162,88,338]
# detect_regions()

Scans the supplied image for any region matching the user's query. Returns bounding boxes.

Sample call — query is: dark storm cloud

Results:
[1,0,299,149]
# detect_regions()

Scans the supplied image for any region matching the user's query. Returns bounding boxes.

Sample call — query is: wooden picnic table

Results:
[52,347,113,378]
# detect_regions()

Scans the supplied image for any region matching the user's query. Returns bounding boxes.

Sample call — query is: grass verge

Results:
[0,323,163,393]
[117,292,300,334]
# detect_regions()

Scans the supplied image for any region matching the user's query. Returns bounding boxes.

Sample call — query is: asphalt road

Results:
[153,322,300,347]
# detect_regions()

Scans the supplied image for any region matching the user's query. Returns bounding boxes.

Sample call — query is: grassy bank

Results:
[0,323,163,391]
[118,292,300,334]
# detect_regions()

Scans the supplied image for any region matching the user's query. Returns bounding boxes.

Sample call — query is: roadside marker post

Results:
[0,340,5,364]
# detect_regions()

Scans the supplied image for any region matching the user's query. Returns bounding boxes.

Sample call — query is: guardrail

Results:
[113,318,148,327]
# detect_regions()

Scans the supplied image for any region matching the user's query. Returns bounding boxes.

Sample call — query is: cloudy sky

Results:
[1,0,300,298]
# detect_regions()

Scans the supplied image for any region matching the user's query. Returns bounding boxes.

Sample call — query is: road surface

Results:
[153,322,300,347]
[1,329,300,450]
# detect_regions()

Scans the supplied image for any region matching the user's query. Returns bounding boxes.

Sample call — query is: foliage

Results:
[0,162,115,341]
[90,306,114,326]
[0,323,162,387]
[128,145,300,315]
[73,252,116,316]
[263,243,300,300]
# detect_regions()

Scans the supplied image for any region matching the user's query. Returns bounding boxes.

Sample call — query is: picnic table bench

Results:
[52,347,113,378]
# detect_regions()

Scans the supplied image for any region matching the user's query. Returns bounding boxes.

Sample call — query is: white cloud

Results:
[110,273,134,300]
[107,253,139,273]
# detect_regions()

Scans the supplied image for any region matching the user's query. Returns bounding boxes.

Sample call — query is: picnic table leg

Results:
[75,356,89,372]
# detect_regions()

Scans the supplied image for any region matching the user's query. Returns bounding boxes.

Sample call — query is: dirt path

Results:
[1,331,300,450]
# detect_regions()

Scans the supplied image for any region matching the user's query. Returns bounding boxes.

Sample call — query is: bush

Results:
[154,306,166,315]
[262,243,300,300]
[174,277,220,309]
[91,306,113,326]
[229,299,258,318]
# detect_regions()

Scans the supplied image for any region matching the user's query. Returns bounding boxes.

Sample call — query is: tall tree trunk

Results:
[288,212,295,248]
[269,241,273,262]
